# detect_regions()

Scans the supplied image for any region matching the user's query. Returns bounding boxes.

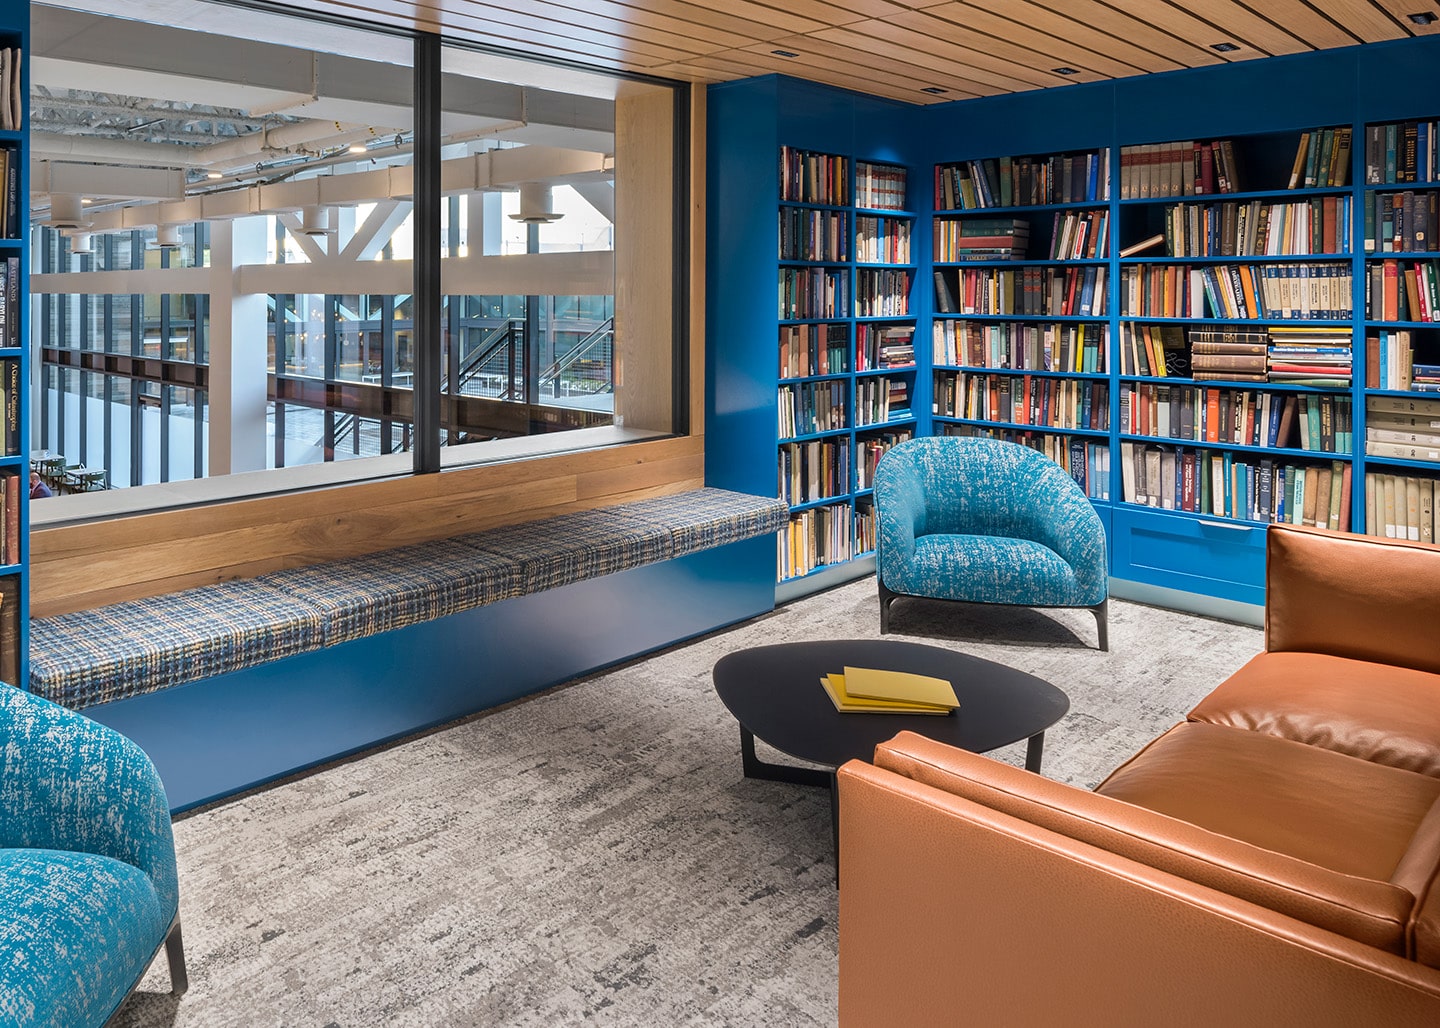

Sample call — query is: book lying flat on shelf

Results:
[820,666,960,715]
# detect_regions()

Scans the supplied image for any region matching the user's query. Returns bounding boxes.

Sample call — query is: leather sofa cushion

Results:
[1189,651,1440,778]
[1098,721,1440,883]
[873,731,1416,954]
[1266,525,1440,676]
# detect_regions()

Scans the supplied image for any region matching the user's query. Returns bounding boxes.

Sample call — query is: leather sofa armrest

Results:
[1266,524,1440,675]
[837,759,1440,1028]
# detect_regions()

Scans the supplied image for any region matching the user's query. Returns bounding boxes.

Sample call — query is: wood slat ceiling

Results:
[278,0,1440,104]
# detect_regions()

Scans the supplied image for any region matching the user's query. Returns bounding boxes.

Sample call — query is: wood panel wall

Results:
[30,83,711,619]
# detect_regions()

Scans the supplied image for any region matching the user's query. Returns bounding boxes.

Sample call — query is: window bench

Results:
[29,487,788,809]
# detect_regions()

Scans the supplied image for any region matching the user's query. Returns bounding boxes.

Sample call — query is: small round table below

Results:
[712,639,1070,876]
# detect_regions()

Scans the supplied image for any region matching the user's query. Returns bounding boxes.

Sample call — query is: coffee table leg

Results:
[737,726,841,884]
[738,726,832,788]
[1025,731,1046,773]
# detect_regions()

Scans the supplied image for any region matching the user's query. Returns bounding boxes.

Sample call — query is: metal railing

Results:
[539,316,614,398]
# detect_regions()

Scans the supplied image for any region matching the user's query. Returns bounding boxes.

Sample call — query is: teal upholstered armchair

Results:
[874,436,1109,649]
[0,686,187,1026]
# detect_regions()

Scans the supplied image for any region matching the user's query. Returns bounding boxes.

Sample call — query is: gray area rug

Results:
[112,579,1262,1027]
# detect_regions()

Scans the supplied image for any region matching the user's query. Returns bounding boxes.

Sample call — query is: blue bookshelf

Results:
[0,8,26,685]
[710,36,1440,607]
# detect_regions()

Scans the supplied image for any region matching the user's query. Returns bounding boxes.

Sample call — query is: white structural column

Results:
[206,218,271,475]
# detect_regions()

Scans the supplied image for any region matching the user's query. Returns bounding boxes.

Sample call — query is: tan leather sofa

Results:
[837,524,1440,1026]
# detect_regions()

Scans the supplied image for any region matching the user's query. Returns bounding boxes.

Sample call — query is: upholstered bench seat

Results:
[28,579,324,709]
[259,539,522,648]
[29,488,788,710]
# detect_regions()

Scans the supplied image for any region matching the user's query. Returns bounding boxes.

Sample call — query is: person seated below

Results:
[30,471,53,499]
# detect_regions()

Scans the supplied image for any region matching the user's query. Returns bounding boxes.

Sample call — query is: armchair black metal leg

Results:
[1092,599,1109,652]
[878,578,897,635]
[165,918,189,996]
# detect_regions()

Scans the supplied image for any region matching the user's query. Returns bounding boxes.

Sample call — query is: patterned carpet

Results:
[111,579,1263,1027]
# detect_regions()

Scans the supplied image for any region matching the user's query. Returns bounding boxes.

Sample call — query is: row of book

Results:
[854,216,912,265]
[855,269,911,317]
[1086,324,1357,385]
[0,474,18,566]
[779,323,848,379]
[1366,396,1440,462]
[933,372,1109,433]
[1364,191,1437,253]
[1048,210,1109,261]
[1121,385,1352,454]
[942,424,1109,500]
[1117,263,1353,321]
[857,324,914,371]
[776,323,920,380]
[1287,128,1353,189]
[776,428,927,506]
[0,148,16,241]
[1365,473,1440,542]
[778,503,855,581]
[779,438,850,506]
[780,146,848,206]
[855,429,913,491]
[934,149,1110,210]
[856,376,910,426]
[1367,259,1440,323]
[1118,139,1246,199]
[1120,442,1352,529]
[1267,326,1352,386]
[779,267,848,320]
[1364,121,1438,185]
[934,211,1111,263]
[779,380,846,438]
[779,207,847,262]
[1368,329,1418,391]
[0,359,17,457]
[932,321,1108,373]
[1118,323,1187,377]
[933,217,1029,261]
[934,266,1107,318]
[1155,197,1351,257]
[0,259,19,347]
[0,50,18,132]
[856,162,907,212]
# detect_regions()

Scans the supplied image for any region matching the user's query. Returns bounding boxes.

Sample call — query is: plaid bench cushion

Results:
[259,538,522,647]
[29,488,788,708]
[29,579,324,709]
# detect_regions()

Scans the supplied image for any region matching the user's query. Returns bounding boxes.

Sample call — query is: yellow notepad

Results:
[820,675,954,715]
[842,666,960,709]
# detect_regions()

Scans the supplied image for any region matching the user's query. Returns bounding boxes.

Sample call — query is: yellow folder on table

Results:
[820,674,955,715]
[842,666,960,709]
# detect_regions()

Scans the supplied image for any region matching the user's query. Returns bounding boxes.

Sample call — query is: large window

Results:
[28,0,684,508]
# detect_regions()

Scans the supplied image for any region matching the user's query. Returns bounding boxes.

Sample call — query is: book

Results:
[1119,233,1166,258]
[842,665,960,708]
[820,674,954,715]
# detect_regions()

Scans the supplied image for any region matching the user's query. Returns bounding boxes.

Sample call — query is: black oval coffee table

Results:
[713,639,1070,876]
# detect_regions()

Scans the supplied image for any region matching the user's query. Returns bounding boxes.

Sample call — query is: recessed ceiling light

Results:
[1053,67,1079,76]
[921,86,948,94]
[1211,42,1241,51]
[771,49,799,58]
[1410,12,1438,24]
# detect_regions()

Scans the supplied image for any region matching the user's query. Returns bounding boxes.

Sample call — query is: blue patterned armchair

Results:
[874,437,1109,649]
[0,686,187,1026]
